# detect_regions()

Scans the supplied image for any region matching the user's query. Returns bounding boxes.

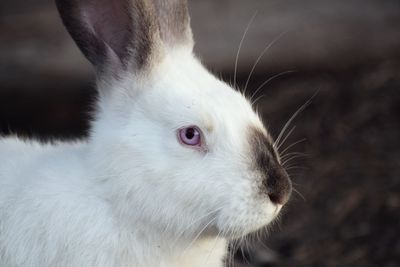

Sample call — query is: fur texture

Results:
[0,0,291,266]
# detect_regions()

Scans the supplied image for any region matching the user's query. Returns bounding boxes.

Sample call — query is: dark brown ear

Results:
[152,0,193,48]
[55,0,157,73]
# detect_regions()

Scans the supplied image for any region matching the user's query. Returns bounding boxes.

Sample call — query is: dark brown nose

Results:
[264,165,292,205]
[249,127,292,205]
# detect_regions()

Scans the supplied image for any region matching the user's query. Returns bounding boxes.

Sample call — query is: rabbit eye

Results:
[178,126,202,147]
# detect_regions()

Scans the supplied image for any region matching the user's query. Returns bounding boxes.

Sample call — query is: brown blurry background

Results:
[1,0,399,266]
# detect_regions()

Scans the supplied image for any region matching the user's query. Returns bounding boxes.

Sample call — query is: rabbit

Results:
[0,0,292,266]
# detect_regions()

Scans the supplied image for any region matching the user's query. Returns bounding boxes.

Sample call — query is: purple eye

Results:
[178,126,202,147]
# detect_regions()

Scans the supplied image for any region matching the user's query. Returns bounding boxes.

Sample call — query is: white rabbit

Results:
[0,0,292,266]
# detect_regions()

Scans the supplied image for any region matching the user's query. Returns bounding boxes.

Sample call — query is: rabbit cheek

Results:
[250,128,292,206]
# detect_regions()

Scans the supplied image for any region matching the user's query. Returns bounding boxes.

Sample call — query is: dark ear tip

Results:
[55,0,71,12]
[54,0,75,22]
[54,0,104,67]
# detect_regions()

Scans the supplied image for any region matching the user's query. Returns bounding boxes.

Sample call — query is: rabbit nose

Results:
[249,127,292,205]
[264,165,292,205]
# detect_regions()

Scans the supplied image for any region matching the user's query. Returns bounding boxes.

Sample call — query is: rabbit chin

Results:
[214,200,282,239]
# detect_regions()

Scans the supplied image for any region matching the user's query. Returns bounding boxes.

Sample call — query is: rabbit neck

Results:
[115,230,227,267]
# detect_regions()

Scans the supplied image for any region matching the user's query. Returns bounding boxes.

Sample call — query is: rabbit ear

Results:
[152,0,193,49]
[55,0,158,73]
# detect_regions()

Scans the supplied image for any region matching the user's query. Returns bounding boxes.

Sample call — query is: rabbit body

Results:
[0,0,292,266]
[0,137,226,267]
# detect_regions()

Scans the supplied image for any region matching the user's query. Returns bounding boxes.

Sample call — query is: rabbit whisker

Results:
[250,70,296,103]
[280,138,307,156]
[179,216,217,259]
[283,162,299,169]
[285,166,308,171]
[234,12,258,90]
[251,93,267,106]
[274,90,319,150]
[281,152,308,161]
[282,154,304,166]
[243,30,289,96]
[276,125,296,151]
[203,228,223,266]
[292,186,306,202]
[171,206,224,247]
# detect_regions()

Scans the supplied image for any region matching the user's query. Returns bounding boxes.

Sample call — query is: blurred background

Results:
[1,0,399,266]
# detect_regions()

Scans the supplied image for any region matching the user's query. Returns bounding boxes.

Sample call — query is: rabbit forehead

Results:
[143,50,264,132]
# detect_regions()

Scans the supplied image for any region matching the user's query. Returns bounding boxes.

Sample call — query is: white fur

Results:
[0,39,282,267]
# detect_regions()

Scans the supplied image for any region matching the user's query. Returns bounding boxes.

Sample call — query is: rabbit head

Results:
[56,0,292,240]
